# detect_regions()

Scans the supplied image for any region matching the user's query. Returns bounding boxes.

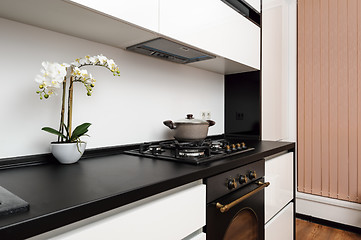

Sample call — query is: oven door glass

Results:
[206,181,265,240]
[223,208,258,240]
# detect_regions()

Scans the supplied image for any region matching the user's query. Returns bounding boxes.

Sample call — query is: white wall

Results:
[297,192,361,228]
[0,18,224,159]
[262,0,296,142]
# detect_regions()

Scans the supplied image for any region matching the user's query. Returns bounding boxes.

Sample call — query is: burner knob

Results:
[249,170,257,180]
[231,144,236,151]
[236,143,242,150]
[239,175,248,184]
[225,145,231,153]
[241,142,246,149]
[227,178,237,190]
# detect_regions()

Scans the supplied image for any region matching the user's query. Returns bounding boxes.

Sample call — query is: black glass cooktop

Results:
[124,138,255,165]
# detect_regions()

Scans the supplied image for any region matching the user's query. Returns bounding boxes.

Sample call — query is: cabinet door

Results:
[30,182,206,240]
[265,202,294,240]
[68,0,159,32]
[159,0,260,70]
[184,232,206,240]
[245,0,261,12]
[265,152,293,223]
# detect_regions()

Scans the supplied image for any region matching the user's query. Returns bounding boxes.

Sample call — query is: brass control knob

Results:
[231,144,236,151]
[236,143,242,150]
[227,178,237,190]
[249,170,257,180]
[239,175,248,184]
[225,145,231,153]
[241,142,246,149]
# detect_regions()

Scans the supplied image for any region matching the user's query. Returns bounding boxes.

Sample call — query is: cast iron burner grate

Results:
[124,139,255,165]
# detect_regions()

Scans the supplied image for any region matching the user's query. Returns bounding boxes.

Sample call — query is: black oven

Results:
[205,159,268,240]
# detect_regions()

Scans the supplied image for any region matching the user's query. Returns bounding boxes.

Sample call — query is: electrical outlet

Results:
[206,112,211,120]
[201,111,211,120]
[236,112,244,120]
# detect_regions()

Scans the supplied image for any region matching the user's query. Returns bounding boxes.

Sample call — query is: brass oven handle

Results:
[216,181,270,213]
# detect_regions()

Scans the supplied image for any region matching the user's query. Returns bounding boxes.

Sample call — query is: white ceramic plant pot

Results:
[50,142,86,164]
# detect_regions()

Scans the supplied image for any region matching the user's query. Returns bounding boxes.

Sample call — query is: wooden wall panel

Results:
[298,0,361,203]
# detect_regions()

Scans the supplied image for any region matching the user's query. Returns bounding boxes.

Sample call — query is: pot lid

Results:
[175,114,208,125]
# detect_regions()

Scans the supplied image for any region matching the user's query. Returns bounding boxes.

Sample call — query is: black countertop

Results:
[0,140,294,239]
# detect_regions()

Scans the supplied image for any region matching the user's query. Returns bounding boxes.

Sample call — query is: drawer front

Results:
[265,202,294,240]
[31,182,206,240]
[265,152,294,223]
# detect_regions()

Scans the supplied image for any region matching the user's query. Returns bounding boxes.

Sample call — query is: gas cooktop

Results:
[124,138,255,165]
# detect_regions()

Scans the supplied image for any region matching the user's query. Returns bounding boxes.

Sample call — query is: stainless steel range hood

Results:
[126,38,215,64]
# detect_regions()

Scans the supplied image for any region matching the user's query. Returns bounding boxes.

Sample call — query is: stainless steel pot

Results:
[163,114,216,141]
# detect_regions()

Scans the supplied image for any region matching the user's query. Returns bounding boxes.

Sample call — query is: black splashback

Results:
[225,71,261,139]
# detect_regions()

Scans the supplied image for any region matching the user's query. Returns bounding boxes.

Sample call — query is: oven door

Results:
[206,179,268,240]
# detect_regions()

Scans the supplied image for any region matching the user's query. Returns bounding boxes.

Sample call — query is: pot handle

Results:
[163,120,176,129]
[207,120,216,127]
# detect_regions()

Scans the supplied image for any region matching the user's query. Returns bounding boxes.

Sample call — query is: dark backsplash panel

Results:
[225,71,261,139]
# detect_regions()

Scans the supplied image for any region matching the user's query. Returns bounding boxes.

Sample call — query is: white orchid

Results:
[35,62,69,99]
[35,54,120,144]
[70,55,120,76]
[107,59,117,71]
[72,66,88,79]
[36,55,119,99]
[97,55,107,64]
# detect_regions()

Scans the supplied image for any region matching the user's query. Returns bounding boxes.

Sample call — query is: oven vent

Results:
[126,38,215,64]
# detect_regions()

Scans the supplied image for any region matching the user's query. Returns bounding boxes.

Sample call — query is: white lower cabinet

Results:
[265,203,294,240]
[265,152,293,222]
[265,152,294,240]
[30,181,206,240]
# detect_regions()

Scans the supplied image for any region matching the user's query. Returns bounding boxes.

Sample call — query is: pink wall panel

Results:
[320,0,329,197]
[336,0,349,201]
[298,0,361,203]
[358,0,361,203]
[304,0,313,194]
[311,0,322,195]
[297,0,305,193]
[328,0,339,199]
[347,0,358,202]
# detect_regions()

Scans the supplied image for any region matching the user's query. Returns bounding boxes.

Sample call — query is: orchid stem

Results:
[68,71,74,140]
[58,76,67,142]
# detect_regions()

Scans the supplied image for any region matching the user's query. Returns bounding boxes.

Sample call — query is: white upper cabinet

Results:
[159,0,260,70]
[0,0,158,49]
[246,0,261,12]
[69,0,159,32]
[0,0,260,74]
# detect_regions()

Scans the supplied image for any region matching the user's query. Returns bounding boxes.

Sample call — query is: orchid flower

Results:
[35,55,120,144]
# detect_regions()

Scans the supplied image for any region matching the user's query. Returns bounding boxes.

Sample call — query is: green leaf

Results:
[70,123,91,142]
[42,127,67,140]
